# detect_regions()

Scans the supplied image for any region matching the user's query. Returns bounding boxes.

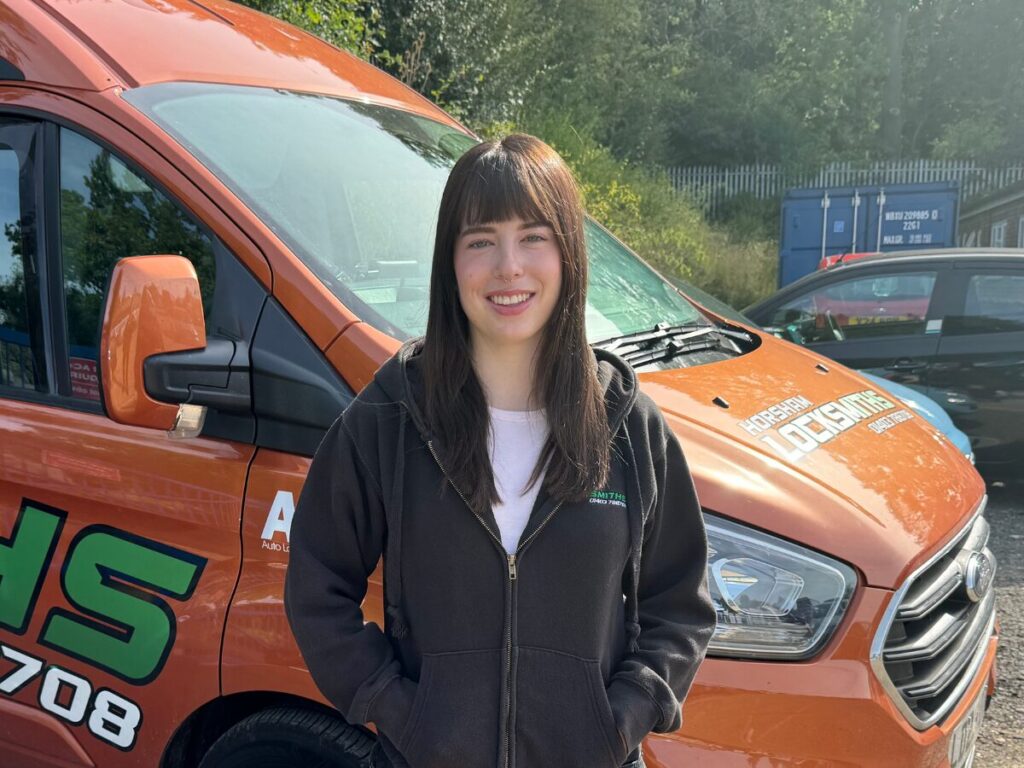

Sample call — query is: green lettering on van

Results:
[0,504,65,634]
[39,527,206,684]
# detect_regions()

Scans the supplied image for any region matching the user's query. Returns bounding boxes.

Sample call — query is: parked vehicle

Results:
[745,248,1024,472]
[668,278,974,460]
[779,182,959,286]
[0,2,997,767]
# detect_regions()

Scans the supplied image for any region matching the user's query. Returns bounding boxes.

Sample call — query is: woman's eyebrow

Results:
[460,224,496,237]
[459,220,550,237]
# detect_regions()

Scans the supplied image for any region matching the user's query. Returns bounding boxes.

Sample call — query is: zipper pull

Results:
[507,553,517,580]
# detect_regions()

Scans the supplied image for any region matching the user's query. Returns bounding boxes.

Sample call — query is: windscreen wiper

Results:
[594,322,753,357]
[621,333,729,367]
[593,322,712,353]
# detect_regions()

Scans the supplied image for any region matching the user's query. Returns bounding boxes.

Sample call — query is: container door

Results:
[863,184,960,253]
[779,189,862,287]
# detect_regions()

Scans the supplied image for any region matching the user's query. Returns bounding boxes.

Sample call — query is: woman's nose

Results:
[494,239,524,281]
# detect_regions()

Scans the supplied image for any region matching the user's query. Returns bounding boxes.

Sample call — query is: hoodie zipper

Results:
[427,439,565,768]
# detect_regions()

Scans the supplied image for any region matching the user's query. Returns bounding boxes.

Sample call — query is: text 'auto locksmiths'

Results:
[740,389,913,461]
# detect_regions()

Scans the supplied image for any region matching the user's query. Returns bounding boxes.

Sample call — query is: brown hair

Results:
[421,133,611,515]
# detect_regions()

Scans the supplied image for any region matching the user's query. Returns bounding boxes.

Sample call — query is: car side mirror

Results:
[100,255,208,435]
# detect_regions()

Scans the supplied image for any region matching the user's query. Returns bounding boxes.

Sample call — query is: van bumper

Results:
[646,587,1000,768]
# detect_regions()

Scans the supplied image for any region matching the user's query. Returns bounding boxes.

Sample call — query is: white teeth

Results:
[489,293,532,306]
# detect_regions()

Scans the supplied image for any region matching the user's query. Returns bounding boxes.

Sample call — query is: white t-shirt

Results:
[487,405,549,555]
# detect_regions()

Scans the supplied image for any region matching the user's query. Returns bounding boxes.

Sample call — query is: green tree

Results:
[237,0,384,59]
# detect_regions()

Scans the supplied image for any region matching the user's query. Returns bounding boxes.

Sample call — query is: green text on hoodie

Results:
[284,337,717,768]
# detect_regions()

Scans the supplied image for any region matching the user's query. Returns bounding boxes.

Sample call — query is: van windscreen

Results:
[123,82,704,341]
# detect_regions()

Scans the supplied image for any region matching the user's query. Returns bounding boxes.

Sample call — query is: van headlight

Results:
[705,513,857,660]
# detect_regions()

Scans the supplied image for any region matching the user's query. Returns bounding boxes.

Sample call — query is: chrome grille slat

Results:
[884,608,969,662]
[897,562,961,619]
[897,590,995,698]
[870,496,997,731]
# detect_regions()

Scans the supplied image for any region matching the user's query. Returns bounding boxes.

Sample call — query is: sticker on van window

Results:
[739,389,913,461]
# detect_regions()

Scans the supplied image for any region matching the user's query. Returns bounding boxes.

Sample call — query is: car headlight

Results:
[705,512,857,660]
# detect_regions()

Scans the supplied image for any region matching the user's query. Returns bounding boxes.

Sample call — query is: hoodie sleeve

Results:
[606,420,717,757]
[284,411,418,741]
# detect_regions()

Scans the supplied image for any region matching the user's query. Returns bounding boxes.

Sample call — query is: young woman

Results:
[285,134,716,768]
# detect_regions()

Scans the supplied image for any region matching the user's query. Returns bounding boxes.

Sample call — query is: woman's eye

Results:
[466,239,491,249]
[524,233,547,242]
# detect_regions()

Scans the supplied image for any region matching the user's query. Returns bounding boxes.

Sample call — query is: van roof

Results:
[1,0,462,127]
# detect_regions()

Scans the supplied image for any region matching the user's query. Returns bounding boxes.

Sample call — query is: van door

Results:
[0,116,257,767]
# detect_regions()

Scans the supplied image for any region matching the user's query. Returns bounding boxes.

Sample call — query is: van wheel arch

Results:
[161,692,374,768]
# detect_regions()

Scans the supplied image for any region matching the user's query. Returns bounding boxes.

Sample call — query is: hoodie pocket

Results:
[397,649,502,768]
[514,646,625,768]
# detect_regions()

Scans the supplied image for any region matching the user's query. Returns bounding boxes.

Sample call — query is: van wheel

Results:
[197,706,379,768]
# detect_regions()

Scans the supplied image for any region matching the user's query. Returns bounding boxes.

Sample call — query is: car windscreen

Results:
[123,82,705,341]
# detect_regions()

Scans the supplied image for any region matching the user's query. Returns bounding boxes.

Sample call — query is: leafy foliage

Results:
[251,0,1023,304]
[237,0,384,59]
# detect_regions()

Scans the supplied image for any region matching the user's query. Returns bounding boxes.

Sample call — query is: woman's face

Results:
[454,215,563,353]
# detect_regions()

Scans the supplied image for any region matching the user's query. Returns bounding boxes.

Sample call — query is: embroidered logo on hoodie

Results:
[588,489,627,508]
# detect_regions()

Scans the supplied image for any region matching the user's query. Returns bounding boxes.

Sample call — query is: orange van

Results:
[0,2,998,767]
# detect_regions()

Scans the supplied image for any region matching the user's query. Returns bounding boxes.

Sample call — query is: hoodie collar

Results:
[375,335,639,443]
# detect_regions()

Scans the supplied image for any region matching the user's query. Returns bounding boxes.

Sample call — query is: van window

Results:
[0,121,46,393]
[123,83,705,342]
[770,271,937,342]
[58,128,216,401]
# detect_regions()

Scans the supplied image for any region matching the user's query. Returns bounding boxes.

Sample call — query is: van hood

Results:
[639,335,985,589]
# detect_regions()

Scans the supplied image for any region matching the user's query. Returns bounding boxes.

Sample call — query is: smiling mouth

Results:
[488,292,534,306]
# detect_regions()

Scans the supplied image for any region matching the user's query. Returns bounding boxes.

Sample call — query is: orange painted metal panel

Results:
[326,321,402,394]
[2,0,463,129]
[0,398,253,767]
[0,697,96,767]
[647,337,985,588]
[0,0,117,91]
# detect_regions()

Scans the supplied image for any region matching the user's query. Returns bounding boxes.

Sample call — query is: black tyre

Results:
[197,706,379,768]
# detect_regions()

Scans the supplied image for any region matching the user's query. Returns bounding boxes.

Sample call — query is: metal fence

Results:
[667,160,1024,216]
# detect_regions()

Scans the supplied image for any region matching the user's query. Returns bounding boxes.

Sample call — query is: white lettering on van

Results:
[746,389,905,461]
[261,490,295,547]
[739,396,813,436]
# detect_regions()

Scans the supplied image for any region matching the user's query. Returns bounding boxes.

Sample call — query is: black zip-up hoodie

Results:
[284,336,716,768]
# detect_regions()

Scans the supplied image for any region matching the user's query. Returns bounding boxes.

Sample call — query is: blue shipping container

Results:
[778,181,959,287]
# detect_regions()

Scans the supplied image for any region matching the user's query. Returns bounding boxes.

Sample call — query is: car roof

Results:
[821,247,1024,271]
[746,247,1024,315]
[0,0,462,128]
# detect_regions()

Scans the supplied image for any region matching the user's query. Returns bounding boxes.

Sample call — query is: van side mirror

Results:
[100,255,252,437]
[100,255,207,433]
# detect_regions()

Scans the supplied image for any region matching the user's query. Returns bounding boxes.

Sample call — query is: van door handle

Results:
[885,358,926,372]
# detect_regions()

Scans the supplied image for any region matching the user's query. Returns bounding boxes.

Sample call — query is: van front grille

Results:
[871,496,996,730]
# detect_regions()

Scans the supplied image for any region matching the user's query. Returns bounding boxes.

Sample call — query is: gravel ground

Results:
[974,479,1023,767]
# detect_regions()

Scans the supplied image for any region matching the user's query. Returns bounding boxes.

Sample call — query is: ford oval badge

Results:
[964,551,995,603]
